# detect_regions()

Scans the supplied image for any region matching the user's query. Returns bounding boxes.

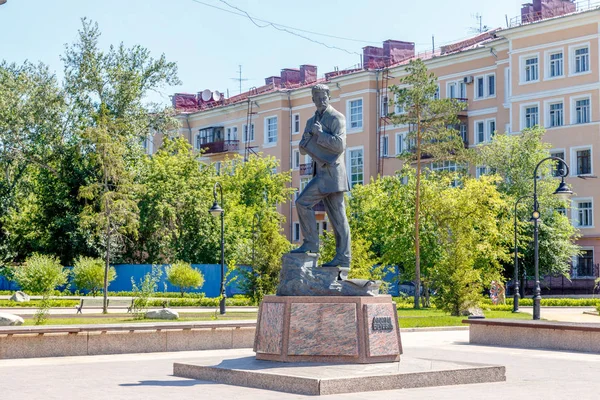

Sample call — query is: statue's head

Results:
[311,84,330,112]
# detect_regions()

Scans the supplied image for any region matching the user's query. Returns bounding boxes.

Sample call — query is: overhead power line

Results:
[189,0,364,55]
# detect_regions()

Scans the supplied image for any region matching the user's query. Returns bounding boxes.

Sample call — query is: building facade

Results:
[156,1,600,291]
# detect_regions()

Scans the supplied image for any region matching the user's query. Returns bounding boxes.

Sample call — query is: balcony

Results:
[314,201,325,212]
[200,140,239,155]
[299,163,313,176]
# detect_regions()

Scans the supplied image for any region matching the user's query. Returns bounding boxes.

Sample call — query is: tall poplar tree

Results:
[388,59,470,308]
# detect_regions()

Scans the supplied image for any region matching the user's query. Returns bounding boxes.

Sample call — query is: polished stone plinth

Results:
[254,295,402,363]
[173,355,506,395]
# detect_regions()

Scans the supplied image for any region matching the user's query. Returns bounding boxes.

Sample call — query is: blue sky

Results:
[0,0,525,105]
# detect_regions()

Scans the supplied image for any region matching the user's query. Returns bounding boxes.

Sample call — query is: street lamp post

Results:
[513,195,532,313]
[531,156,572,320]
[209,182,226,315]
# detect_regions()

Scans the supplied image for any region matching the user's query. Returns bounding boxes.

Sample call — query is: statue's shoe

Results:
[320,258,350,280]
[290,244,319,254]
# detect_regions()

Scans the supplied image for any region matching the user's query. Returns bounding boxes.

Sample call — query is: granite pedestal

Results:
[254,295,402,364]
[173,355,506,395]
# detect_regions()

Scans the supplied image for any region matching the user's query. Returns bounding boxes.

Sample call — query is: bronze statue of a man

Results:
[291,83,351,276]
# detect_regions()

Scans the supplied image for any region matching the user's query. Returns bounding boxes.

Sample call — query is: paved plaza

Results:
[2,328,600,399]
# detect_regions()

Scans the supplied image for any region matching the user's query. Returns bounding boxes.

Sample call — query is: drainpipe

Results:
[288,90,293,242]
[375,70,381,176]
[185,113,193,145]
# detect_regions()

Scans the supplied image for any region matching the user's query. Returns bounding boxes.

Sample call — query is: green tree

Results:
[349,169,444,305]
[220,155,294,303]
[320,224,381,281]
[12,253,68,294]
[478,126,580,279]
[428,176,512,315]
[0,61,70,264]
[388,58,470,308]
[166,261,204,297]
[135,137,216,263]
[72,256,116,296]
[62,19,180,313]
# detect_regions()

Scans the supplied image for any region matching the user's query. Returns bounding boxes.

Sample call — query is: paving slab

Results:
[173,354,504,395]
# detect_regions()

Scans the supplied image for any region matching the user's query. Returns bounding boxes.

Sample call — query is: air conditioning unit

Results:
[463,76,474,84]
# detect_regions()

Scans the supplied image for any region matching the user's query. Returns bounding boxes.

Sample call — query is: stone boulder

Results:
[0,312,24,326]
[461,306,485,319]
[145,308,179,320]
[9,291,30,302]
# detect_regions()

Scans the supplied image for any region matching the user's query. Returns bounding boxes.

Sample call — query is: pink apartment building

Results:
[155,1,600,292]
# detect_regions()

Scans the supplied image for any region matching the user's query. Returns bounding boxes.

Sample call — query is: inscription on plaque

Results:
[372,316,393,331]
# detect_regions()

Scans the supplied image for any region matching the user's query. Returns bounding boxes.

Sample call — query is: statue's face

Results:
[312,91,329,113]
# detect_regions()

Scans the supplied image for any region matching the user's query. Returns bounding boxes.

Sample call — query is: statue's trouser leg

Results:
[322,192,351,264]
[296,180,324,249]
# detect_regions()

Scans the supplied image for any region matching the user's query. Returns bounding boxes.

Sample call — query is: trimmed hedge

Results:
[147,297,253,307]
[0,300,79,308]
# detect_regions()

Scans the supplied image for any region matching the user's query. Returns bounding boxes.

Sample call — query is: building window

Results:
[556,207,566,216]
[476,121,485,144]
[380,136,388,157]
[226,126,237,141]
[549,52,563,77]
[574,47,589,73]
[575,98,590,124]
[576,149,591,175]
[476,165,488,178]
[525,56,539,82]
[548,102,563,127]
[459,124,467,143]
[431,161,457,172]
[434,85,440,100]
[393,94,405,114]
[476,77,484,99]
[266,117,278,144]
[322,221,328,233]
[525,106,539,128]
[349,99,363,130]
[396,133,405,154]
[550,150,565,177]
[293,222,300,242]
[459,81,467,99]
[142,137,153,155]
[243,123,255,142]
[575,250,594,277]
[349,148,364,188]
[447,82,456,99]
[487,75,495,97]
[487,119,496,140]
[293,149,300,169]
[296,177,310,200]
[293,114,300,134]
[575,200,593,227]
[381,95,389,115]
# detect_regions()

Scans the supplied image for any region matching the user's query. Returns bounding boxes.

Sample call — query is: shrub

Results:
[72,257,116,296]
[131,265,162,319]
[166,261,204,297]
[12,254,68,294]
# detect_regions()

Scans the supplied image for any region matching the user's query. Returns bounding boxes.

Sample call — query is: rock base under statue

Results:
[254,295,402,364]
[276,253,380,296]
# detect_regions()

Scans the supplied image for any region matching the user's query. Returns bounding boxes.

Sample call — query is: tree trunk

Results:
[414,120,422,309]
[103,231,110,314]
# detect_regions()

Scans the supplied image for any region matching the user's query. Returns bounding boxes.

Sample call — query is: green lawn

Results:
[397,307,532,328]
[17,307,535,327]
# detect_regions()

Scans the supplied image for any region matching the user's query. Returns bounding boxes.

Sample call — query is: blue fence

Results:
[0,264,246,297]
[1,264,401,296]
